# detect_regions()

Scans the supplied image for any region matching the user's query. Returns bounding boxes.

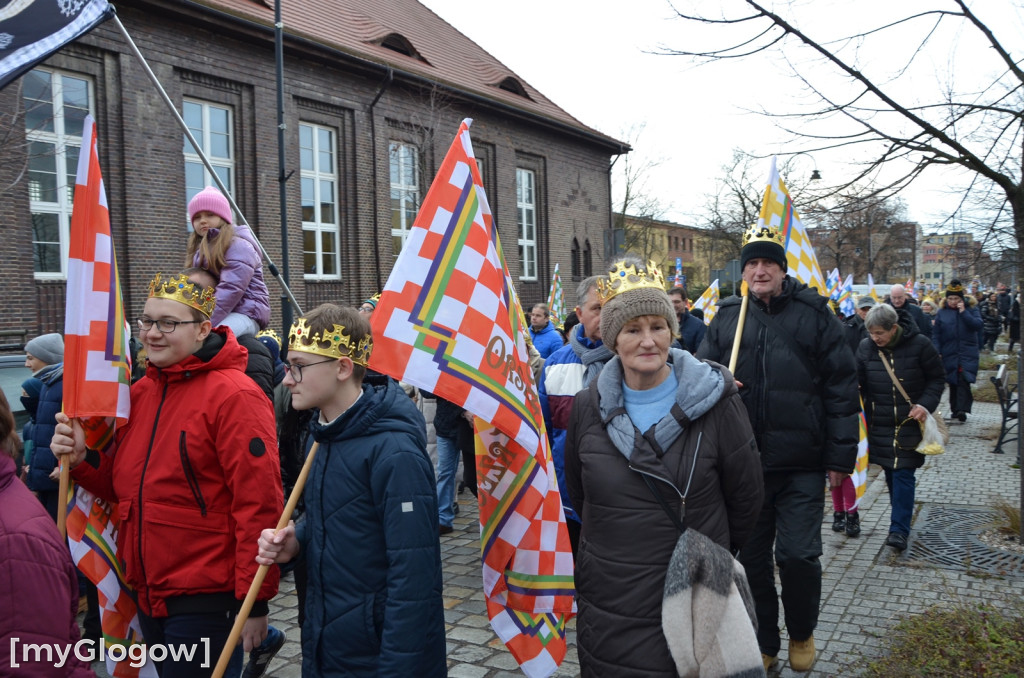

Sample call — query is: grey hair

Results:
[865,303,898,331]
[576,275,602,306]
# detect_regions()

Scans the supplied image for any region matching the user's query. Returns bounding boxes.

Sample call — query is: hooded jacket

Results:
[0,455,94,677]
[296,379,446,677]
[72,328,282,618]
[932,295,983,384]
[539,324,612,523]
[25,363,63,494]
[529,320,564,359]
[856,309,945,470]
[192,223,271,328]
[565,349,763,676]
[696,277,860,474]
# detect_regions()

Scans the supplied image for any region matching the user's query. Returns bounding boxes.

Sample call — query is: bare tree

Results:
[612,123,670,261]
[695,150,764,279]
[664,0,1024,527]
[664,1,1023,258]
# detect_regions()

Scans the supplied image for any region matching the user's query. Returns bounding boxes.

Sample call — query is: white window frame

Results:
[24,69,94,280]
[300,122,341,280]
[516,168,537,281]
[389,141,420,255]
[183,99,234,223]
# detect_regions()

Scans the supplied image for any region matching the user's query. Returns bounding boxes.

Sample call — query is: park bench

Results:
[990,364,1018,454]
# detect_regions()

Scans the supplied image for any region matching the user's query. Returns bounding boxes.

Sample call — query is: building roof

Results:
[184,0,628,152]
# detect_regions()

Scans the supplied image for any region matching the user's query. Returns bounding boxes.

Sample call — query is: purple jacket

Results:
[194,223,271,328]
[0,454,95,677]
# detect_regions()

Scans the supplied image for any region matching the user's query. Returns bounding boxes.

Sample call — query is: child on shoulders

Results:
[186,186,270,337]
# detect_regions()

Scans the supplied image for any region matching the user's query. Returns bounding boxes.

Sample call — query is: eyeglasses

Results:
[137,317,203,333]
[282,358,337,383]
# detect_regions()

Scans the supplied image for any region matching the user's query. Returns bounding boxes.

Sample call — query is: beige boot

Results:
[788,636,816,671]
[762,653,778,671]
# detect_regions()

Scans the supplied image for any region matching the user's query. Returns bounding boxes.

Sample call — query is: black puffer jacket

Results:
[979,298,1003,337]
[565,350,763,677]
[696,277,860,474]
[856,309,945,470]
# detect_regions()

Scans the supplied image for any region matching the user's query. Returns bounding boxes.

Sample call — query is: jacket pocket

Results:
[179,431,207,517]
[142,500,231,593]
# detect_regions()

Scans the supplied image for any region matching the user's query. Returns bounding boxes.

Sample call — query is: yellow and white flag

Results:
[867,273,880,302]
[692,279,719,326]
[759,157,826,295]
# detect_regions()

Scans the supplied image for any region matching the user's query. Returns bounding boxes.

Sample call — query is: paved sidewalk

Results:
[87,396,1024,678]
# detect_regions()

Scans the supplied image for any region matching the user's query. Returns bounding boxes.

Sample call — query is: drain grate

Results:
[902,505,1024,577]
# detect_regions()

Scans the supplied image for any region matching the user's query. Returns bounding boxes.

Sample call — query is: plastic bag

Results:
[917,412,946,455]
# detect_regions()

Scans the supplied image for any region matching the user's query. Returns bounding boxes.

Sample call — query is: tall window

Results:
[571,238,581,279]
[390,142,419,255]
[183,100,234,216]
[300,123,340,279]
[516,168,537,280]
[583,239,593,276]
[23,69,92,278]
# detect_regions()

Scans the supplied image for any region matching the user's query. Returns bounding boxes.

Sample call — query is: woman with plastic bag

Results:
[856,303,945,552]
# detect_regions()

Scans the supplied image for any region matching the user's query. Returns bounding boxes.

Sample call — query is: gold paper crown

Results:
[148,272,216,317]
[255,328,282,349]
[742,222,785,247]
[288,317,372,367]
[596,260,666,304]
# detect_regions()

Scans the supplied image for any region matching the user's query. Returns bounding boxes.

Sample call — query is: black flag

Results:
[0,0,114,91]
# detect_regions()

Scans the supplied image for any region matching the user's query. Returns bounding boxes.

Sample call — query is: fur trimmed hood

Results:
[938,294,977,310]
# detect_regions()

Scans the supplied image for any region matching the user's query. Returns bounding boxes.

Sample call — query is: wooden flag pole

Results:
[57,457,70,538]
[728,280,750,374]
[210,441,320,678]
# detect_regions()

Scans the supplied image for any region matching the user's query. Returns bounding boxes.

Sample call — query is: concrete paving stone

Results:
[275,642,302,659]
[448,626,501,645]
[444,609,467,624]
[446,663,491,678]
[448,643,499,664]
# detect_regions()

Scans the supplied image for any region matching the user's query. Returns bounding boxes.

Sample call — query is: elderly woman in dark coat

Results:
[857,304,944,552]
[565,259,764,677]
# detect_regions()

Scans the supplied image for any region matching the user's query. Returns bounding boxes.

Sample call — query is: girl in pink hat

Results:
[185,186,271,337]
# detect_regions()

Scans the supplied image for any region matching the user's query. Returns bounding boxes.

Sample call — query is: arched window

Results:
[571,238,581,279]
[375,33,429,64]
[495,76,530,99]
[583,239,593,276]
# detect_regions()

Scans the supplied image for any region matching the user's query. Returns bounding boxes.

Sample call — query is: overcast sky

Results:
[418,0,1024,236]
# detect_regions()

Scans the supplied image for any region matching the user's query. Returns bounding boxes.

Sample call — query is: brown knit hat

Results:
[600,286,679,352]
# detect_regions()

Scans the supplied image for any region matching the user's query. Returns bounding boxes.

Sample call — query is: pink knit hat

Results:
[188,186,233,225]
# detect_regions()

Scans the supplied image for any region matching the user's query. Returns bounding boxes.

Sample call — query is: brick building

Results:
[0,0,627,342]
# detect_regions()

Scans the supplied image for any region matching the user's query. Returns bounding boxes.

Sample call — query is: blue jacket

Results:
[297,379,446,677]
[676,311,707,353]
[538,326,610,523]
[932,296,983,384]
[530,320,564,359]
[25,364,62,493]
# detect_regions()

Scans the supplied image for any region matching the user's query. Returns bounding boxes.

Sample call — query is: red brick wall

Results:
[0,2,616,342]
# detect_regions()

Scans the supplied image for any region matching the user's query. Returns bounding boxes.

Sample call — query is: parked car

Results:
[0,354,32,431]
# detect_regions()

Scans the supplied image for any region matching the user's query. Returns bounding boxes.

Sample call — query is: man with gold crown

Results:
[255,303,446,677]
[697,224,859,673]
[51,272,284,678]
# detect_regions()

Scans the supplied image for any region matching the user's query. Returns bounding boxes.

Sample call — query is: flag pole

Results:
[210,441,320,678]
[728,280,749,374]
[109,13,303,319]
[57,457,70,538]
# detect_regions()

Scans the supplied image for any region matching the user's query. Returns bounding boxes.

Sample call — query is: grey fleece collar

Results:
[598,348,724,460]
